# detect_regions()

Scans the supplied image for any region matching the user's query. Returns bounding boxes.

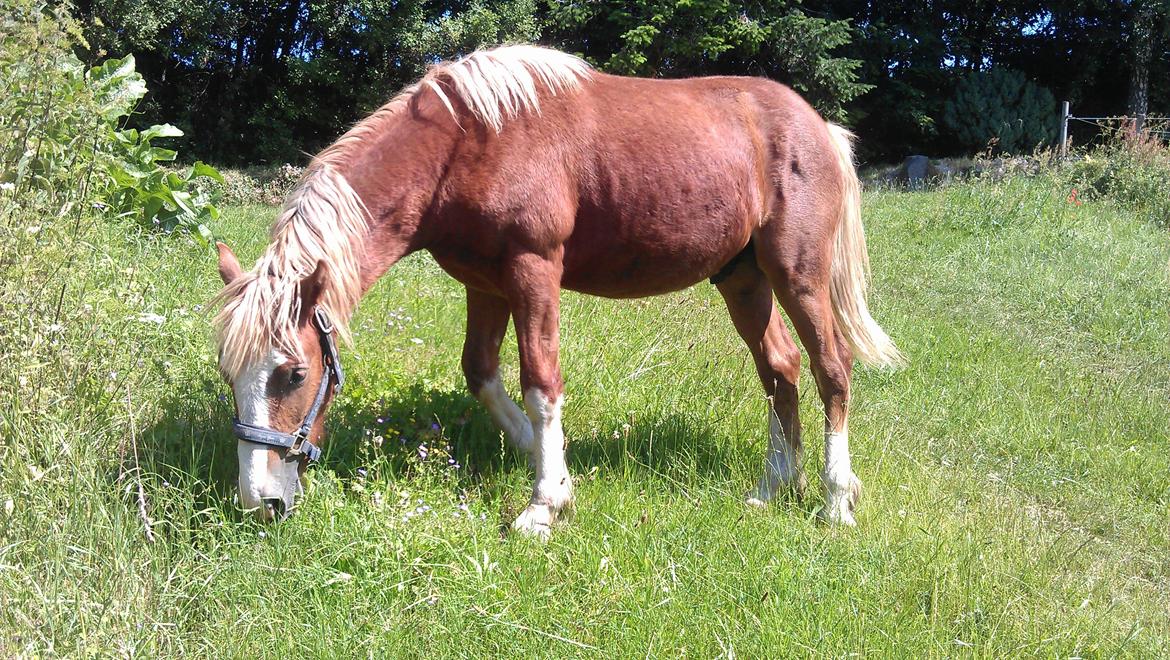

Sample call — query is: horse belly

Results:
[562,146,762,297]
[561,205,754,298]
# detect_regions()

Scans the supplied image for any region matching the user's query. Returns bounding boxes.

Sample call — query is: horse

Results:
[212,45,903,536]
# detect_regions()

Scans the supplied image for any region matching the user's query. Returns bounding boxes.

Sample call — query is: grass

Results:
[2,174,1168,656]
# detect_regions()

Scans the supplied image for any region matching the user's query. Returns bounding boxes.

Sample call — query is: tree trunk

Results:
[1128,2,1154,131]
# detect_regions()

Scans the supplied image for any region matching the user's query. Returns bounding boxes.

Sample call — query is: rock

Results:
[898,155,931,190]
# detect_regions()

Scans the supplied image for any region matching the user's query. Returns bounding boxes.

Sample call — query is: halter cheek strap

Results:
[231,307,344,462]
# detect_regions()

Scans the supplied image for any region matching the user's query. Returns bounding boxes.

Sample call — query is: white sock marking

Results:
[512,388,573,537]
[820,429,858,525]
[474,375,534,452]
[823,430,852,489]
[748,409,805,505]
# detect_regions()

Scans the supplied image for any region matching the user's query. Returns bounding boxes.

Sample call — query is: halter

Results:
[231,307,344,462]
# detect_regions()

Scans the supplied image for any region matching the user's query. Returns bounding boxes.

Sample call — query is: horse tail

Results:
[824,123,905,368]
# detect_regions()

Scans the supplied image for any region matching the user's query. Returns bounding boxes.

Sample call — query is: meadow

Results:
[1,174,1168,656]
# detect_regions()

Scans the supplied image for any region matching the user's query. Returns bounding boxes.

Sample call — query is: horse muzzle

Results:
[238,441,302,522]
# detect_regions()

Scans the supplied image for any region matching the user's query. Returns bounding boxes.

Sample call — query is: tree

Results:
[72,0,544,164]
[1125,0,1170,128]
[942,68,1056,153]
[543,0,871,120]
[67,0,1170,163]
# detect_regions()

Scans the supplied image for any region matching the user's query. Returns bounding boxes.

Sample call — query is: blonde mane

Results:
[213,45,592,379]
[423,45,592,132]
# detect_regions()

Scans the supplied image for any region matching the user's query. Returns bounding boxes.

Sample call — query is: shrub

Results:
[942,69,1057,154]
[0,4,221,244]
[0,1,221,552]
[193,164,305,207]
[1059,123,1170,227]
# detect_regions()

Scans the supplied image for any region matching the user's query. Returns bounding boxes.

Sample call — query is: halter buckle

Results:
[288,426,311,457]
[314,307,334,335]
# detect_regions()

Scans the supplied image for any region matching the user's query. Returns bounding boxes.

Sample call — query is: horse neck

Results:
[335,114,455,292]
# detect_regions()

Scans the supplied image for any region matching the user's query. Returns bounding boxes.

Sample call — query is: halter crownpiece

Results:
[231,306,344,462]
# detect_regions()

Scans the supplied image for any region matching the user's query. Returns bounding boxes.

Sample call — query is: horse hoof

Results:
[818,474,861,526]
[511,503,554,540]
[745,496,768,508]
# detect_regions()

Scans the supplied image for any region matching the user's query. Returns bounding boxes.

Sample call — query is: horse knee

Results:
[771,344,801,384]
[461,351,496,395]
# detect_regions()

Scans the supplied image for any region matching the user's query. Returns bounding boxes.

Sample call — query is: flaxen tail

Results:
[825,123,905,368]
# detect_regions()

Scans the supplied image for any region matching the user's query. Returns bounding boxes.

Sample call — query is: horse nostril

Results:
[262,497,286,521]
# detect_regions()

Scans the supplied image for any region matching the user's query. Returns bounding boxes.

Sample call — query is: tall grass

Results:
[1060,120,1170,227]
[0,6,224,654]
[2,171,1168,654]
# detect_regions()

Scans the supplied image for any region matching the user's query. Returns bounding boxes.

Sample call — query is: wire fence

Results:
[1068,115,1170,136]
[1059,101,1170,157]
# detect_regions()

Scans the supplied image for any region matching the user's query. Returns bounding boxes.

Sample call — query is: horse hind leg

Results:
[462,287,534,454]
[756,238,862,525]
[714,256,807,504]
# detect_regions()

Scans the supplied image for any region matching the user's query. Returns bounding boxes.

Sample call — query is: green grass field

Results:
[2,175,1168,656]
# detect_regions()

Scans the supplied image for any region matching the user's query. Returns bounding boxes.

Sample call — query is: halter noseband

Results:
[231,306,344,462]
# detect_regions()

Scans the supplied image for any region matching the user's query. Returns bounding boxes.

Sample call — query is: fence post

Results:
[1059,101,1070,159]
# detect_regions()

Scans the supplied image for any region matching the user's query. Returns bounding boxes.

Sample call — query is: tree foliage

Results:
[58,0,1170,163]
[545,0,871,120]
[942,68,1057,153]
[72,0,546,163]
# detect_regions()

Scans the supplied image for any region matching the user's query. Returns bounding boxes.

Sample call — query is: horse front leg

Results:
[504,253,573,539]
[462,287,534,455]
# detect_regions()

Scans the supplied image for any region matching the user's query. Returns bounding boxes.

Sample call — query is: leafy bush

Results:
[942,69,1057,154]
[1059,123,1170,227]
[191,164,305,207]
[1,5,220,244]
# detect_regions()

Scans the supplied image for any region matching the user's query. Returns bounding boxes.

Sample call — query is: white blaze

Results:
[233,349,288,511]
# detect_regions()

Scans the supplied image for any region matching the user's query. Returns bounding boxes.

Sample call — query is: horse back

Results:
[428,72,833,297]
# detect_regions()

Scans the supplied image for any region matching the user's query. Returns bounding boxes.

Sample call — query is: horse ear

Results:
[216,242,243,284]
[298,260,327,323]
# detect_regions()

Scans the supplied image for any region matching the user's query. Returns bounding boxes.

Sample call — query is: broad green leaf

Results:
[195,223,214,246]
[170,189,195,216]
[191,161,224,183]
[149,147,178,163]
[142,196,164,221]
[140,124,184,142]
[90,55,147,121]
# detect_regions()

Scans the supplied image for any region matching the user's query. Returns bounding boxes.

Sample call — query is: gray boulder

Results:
[897,155,931,189]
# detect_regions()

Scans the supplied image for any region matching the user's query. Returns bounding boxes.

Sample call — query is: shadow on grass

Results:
[136,376,754,525]
[134,375,242,521]
[322,381,745,486]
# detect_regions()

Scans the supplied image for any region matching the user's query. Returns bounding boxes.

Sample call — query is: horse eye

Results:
[289,367,308,387]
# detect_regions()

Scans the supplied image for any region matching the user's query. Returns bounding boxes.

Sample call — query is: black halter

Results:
[231,307,344,462]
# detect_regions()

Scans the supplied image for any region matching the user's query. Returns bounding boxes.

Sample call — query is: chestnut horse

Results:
[213,45,902,535]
